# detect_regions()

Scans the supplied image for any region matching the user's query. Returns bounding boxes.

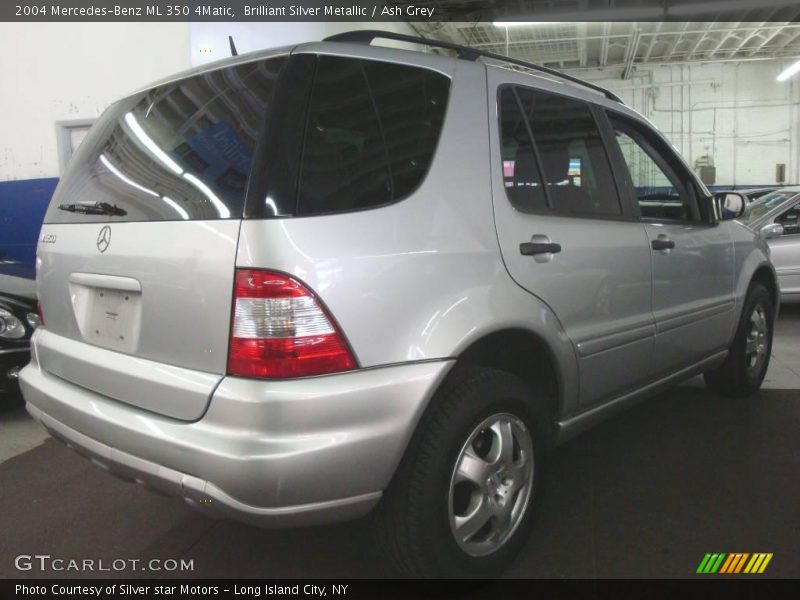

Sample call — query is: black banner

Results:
[3,579,800,600]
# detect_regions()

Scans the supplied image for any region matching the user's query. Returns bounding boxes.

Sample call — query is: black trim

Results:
[244,54,317,219]
[324,29,624,104]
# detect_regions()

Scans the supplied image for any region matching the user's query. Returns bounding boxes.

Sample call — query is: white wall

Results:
[0,23,191,182]
[0,22,416,182]
[189,21,417,66]
[581,59,800,186]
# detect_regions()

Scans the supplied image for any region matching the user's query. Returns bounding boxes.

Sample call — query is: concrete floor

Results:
[1,306,798,578]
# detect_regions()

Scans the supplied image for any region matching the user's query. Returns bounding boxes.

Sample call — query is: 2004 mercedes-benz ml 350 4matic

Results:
[21,31,778,578]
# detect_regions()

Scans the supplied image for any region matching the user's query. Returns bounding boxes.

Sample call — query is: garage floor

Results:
[1,306,798,579]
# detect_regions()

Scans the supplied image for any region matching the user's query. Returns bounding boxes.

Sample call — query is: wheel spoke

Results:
[505,457,531,494]
[746,338,759,355]
[456,449,491,485]
[454,497,493,542]
[490,419,514,468]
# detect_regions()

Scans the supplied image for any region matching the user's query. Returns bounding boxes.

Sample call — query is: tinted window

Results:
[610,115,693,221]
[297,56,449,216]
[517,88,621,216]
[498,88,547,213]
[45,57,288,223]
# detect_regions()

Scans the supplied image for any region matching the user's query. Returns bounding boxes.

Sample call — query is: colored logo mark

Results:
[697,553,773,574]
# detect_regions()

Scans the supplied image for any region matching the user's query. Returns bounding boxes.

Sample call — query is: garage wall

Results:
[584,59,800,187]
[0,23,191,279]
[0,23,191,182]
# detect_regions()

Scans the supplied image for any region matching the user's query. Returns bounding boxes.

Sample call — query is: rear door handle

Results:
[520,242,562,256]
[651,238,675,251]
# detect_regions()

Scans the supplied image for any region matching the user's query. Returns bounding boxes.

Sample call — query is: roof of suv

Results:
[130,31,622,106]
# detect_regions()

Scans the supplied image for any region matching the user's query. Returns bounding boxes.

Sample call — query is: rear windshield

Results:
[45,56,288,223]
[45,54,450,223]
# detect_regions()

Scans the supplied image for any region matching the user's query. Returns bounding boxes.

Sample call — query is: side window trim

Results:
[509,86,553,211]
[589,104,642,220]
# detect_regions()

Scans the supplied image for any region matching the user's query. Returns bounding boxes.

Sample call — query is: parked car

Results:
[20,31,778,578]
[742,187,779,202]
[738,187,800,303]
[0,281,39,408]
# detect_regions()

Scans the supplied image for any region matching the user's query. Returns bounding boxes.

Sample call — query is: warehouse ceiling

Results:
[402,1,800,72]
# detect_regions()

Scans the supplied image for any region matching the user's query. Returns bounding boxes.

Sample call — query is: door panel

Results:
[644,223,735,372]
[606,111,735,374]
[488,72,656,408]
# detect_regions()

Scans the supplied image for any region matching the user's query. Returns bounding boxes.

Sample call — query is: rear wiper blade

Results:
[58,202,127,216]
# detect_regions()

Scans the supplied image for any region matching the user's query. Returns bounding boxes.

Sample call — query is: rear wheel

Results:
[372,366,550,578]
[704,283,774,397]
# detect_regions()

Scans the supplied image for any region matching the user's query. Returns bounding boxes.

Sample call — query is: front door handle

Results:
[651,238,675,251]
[520,242,562,256]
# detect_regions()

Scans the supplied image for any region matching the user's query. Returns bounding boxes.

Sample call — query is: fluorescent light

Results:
[99,154,159,197]
[777,59,800,82]
[161,196,189,220]
[493,21,560,27]
[183,172,230,218]
[123,112,183,175]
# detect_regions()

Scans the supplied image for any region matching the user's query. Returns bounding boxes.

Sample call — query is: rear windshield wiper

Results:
[58,202,127,216]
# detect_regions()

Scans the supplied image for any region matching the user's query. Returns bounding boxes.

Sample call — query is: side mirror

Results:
[713,191,746,220]
[760,222,784,240]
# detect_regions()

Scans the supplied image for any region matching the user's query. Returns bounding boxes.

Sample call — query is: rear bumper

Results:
[20,336,453,527]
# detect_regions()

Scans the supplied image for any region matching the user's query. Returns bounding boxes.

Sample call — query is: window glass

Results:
[776,204,800,235]
[517,88,621,216]
[297,56,450,216]
[498,88,547,213]
[45,57,288,223]
[740,191,796,226]
[610,116,692,221]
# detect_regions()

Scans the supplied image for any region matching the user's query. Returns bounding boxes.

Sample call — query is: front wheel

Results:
[704,283,774,397]
[372,366,549,578]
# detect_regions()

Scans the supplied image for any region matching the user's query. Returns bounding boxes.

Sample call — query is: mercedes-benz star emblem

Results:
[97,225,111,253]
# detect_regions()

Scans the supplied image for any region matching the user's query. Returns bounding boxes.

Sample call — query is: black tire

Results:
[704,283,774,397]
[371,366,551,578]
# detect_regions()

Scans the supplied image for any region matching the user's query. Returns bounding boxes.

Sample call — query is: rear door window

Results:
[296,56,450,216]
[515,88,621,217]
[45,56,288,223]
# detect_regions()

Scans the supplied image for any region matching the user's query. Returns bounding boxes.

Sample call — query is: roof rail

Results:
[323,30,623,104]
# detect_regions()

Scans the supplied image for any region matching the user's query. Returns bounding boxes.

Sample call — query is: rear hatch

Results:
[36,53,290,420]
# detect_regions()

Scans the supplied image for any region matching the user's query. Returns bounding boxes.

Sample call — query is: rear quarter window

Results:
[296,56,450,216]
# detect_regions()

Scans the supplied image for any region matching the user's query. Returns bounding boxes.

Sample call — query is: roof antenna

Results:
[228,35,238,57]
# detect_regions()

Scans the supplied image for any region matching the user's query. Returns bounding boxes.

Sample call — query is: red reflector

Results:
[227,270,356,379]
[37,302,45,327]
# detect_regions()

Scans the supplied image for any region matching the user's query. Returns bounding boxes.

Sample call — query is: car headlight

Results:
[0,308,26,339]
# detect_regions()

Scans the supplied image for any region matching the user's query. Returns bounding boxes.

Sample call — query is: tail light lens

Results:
[227,269,356,379]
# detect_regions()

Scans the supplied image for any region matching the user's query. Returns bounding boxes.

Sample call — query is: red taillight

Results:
[227,269,356,379]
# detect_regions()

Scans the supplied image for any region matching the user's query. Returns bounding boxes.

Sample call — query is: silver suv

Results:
[20,31,777,577]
